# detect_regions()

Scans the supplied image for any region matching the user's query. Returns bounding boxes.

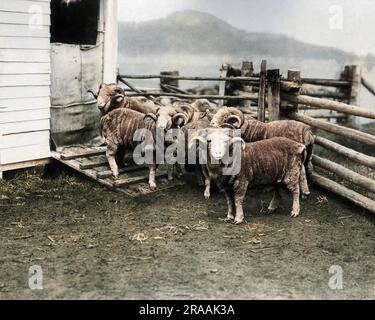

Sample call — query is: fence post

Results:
[267,69,281,121]
[218,63,229,107]
[341,65,362,126]
[257,60,267,122]
[160,71,179,91]
[287,69,301,112]
[240,61,254,108]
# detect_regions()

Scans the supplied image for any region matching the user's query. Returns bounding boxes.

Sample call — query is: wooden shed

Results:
[0,0,118,178]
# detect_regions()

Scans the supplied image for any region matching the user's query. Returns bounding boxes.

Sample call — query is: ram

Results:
[211,107,313,197]
[191,130,308,224]
[89,83,157,116]
[100,108,159,190]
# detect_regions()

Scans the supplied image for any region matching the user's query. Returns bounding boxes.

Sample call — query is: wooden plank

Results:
[0,62,51,75]
[313,155,375,194]
[288,112,375,147]
[0,62,51,74]
[0,158,51,172]
[119,74,260,83]
[125,92,258,101]
[80,159,108,170]
[0,74,51,87]
[0,108,50,124]
[0,1,51,14]
[267,69,281,121]
[0,24,50,38]
[301,78,350,88]
[315,136,375,169]
[0,12,50,26]
[0,49,50,63]
[257,60,266,122]
[97,165,149,179]
[61,148,107,160]
[0,130,50,149]
[0,86,51,99]
[0,36,50,49]
[0,119,50,135]
[0,143,50,165]
[312,173,375,214]
[0,97,50,111]
[283,95,375,120]
[103,0,118,83]
[113,171,167,187]
[218,63,228,107]
[361,76,375,96]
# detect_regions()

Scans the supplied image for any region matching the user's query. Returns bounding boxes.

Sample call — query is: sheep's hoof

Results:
[302,192,311,200]
[204,192,210,200]
[112,174,119,180]
[290,211,300,218]
[233,218,244,225]
[149,183,157,191]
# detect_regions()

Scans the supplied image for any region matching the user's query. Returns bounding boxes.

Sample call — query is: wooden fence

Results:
[117,60,375,214]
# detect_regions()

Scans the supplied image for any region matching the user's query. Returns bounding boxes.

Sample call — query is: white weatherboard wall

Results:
[0,0,51,170]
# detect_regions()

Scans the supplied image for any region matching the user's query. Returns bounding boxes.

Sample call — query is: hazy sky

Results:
[118,0,375,56]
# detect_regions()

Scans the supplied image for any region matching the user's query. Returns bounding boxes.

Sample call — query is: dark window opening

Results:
[50,0,100,45]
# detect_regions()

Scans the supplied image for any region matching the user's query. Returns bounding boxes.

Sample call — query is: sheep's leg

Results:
[167,164,174,181]
[106,144,119,180]
[201,165,211,200]
[299,165,310,199]
[234,180,249,225]
[175,164,184,178]
[284,171,301,218]
[148,164,157,190]
[305,144,314,181]
[223,188,236,221]
[267,185,282,214]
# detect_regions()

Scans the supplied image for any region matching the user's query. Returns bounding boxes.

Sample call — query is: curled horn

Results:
[172,113,188,127]
[188,136,207,150]
[144,113,157,122]
[226,115,242,129]
[88,90,98,99]
[220,123,236,129]
[179,105,195,121]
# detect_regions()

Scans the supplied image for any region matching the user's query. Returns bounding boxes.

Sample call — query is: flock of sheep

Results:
[89,84,315,225]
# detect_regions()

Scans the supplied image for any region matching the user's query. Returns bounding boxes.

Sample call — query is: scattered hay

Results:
[129,232,148,243]
[316,195,329,206]
[187,221,209,232]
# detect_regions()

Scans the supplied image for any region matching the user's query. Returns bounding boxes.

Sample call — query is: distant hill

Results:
[119,10,375,69]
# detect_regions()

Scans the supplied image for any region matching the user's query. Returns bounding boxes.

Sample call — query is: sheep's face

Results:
[156,107,177,131]
[96,84,125,116]
[207,130,232,161]
[210,109,230,128]
[190,129,232,161]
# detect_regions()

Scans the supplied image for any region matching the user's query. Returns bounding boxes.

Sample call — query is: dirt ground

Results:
[1,166,375,300]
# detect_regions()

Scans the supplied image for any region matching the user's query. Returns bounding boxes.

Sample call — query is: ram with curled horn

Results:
[90,83,157,116]
[210,107,314,198]
[198,129,308,225]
